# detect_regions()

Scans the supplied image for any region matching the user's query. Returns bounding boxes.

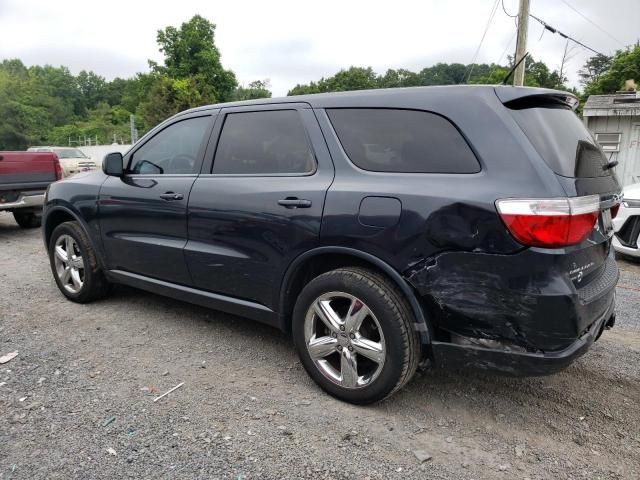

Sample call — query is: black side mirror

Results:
[103,152,123,177]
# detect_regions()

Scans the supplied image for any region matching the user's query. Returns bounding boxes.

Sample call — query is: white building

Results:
[583,91,640,186]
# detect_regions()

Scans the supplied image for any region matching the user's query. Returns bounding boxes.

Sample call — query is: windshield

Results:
[509,106,610,178]
[53,148,87,159]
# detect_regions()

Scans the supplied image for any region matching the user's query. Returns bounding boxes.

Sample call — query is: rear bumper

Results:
[0,191,45,211]
[431,299,615,376]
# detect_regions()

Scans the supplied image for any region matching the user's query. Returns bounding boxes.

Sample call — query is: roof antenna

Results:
[502,52,530,85]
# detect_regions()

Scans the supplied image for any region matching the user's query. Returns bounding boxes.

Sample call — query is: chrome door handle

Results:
[278,198,312,208]
[159,192,184,201]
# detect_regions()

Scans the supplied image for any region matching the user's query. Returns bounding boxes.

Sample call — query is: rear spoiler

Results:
[494,86,579,111]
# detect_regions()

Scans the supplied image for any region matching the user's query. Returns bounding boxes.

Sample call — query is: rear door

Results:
[99,112,215,285]
[186,104,334,310]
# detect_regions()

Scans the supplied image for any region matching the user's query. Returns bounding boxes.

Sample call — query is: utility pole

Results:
[513,0,530,86]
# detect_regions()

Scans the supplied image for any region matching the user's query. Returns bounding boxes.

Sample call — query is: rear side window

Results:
[326,108,480,174]
[509,107,610,178]
[213,110,315,175]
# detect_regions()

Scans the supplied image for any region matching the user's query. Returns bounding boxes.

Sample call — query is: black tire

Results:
[13,210,41,228]
[292,267,420,404]
[48,221,110,303]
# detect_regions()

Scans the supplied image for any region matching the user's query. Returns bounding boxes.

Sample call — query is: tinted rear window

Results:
[509,107,610,178]
[213,110,315,175]
[326,108,480,174]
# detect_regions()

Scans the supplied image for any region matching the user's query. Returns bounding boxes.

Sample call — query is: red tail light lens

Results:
[496,195,600,248]
[54,156,62,180]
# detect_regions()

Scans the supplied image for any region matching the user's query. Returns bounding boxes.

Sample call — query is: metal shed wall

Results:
[585,115,640,186]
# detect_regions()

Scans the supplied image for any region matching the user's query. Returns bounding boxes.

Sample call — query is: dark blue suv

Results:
[43,86,621,404]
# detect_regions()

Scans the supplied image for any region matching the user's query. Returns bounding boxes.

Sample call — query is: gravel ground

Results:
[1,211,639,479]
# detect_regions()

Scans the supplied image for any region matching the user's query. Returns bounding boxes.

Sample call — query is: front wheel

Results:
[292,267,420,404]
[48,221,110,303]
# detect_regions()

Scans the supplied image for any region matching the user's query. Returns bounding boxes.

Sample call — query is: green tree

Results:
[583,45,640,96]
[578,54,613,87]
[138,76,204,127]
[151,14,237,103]
[288,59,569,96]
[288,67,378,95]
[76,70,107,112]
[233,80,272,101]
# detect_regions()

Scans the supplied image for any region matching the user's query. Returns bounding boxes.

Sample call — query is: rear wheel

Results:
[13,210,41,228]
[48,221,110,303]
[292,267,420,404]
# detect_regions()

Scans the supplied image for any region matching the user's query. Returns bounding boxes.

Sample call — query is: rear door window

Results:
[326,108,480,174]
[509,106,610,178]
[213,110,316,175]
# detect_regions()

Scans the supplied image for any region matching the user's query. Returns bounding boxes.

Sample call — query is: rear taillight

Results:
[54,157,62,180]
[496,195,600,248]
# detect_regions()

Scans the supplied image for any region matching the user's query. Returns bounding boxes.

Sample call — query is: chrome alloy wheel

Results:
[53,234,85,294]
[304,292,386,389]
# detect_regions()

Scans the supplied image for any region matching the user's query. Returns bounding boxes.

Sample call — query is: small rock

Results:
[498,464,510,471]
[413,450,432,463]
[461,461,470,468]
[265,409,277,416]
[446,436,453,443]
[515,444,525,457]
[277,425,292,436]
[106,447,117,456]
[161,371,169,376]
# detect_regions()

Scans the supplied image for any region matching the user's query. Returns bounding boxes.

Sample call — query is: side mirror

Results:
[103,152,123,177]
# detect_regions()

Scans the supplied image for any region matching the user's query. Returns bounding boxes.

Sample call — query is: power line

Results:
[528,13,608,57]
[466,0,501,81]
[501,0,517,18]
[497,30,517,65]
[558,0,626,47]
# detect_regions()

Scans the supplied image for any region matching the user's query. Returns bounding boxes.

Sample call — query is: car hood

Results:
[623,182,640,201]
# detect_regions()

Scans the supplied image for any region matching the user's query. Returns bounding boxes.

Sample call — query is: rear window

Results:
[326,108,480,174]
[509,107,610,178]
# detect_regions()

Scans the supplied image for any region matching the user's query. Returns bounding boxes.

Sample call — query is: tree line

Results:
[0,14,638,151]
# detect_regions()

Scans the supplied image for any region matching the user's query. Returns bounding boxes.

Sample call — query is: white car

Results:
[27,147,97,178]
[613,182,640,259]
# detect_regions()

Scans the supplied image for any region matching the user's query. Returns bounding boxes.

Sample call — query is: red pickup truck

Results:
[0,151,61,228]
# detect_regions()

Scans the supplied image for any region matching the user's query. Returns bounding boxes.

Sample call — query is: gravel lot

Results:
[1,211,639,479]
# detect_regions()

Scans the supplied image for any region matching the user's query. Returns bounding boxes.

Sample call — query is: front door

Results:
[186,105,334,310]
[99,113,215,285]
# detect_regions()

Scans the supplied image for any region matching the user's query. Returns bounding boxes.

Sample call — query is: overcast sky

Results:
[0,0,638,96]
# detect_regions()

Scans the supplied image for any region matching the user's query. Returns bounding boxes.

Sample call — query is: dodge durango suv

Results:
[43,86,621,404]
